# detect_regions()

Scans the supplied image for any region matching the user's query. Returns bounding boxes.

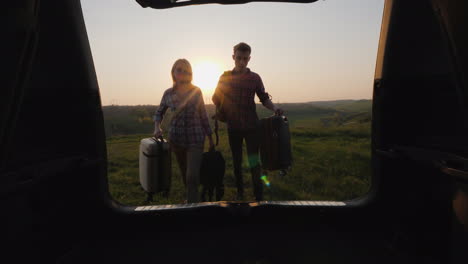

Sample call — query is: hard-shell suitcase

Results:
[139,136,171,201]
[259,115,292,171]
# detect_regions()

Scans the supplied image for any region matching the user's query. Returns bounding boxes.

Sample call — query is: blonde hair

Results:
[171,59,193,84]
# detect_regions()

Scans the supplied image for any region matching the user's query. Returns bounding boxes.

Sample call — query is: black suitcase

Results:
[199,149,225,202]
[259,115,292,171]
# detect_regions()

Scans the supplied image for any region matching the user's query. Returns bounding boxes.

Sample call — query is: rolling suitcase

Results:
[139,136,171,201]
[259,115,292,171]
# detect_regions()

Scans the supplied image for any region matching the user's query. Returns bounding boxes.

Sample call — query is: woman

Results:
[153,59,214,203]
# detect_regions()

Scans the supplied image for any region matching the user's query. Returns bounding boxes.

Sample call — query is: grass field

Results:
[105,100,372,205]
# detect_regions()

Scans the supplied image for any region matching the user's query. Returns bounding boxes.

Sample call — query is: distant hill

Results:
[101,100,372,137]
[307,99,372,112]
[305,100,357,108]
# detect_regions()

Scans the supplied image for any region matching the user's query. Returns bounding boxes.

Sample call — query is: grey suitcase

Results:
[139,136,171,201]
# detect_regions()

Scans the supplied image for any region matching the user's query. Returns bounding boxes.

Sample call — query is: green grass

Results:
[106,123,371,205]
[103,101,372,205]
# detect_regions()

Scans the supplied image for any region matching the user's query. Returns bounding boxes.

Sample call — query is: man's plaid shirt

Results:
[212,68,270,130]
[154,86,212,147]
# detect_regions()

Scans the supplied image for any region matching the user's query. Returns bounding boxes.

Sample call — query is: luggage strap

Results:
[171,88,198,123]
[214,118,219,146]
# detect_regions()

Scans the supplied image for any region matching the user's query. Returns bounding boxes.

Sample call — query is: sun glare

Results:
[192,61,223,96]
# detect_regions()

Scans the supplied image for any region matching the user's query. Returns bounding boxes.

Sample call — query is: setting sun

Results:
[192,61,223,95]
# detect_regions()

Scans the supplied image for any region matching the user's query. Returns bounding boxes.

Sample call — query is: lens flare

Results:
[260,175,271,187]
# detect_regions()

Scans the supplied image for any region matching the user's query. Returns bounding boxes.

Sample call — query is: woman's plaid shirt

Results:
[212,68,270,130]
[154,86,212,147]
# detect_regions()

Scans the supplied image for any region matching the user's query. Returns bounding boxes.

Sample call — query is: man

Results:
[212,42,283,201]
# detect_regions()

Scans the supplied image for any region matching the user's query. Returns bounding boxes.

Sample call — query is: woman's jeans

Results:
[171,143,203,203]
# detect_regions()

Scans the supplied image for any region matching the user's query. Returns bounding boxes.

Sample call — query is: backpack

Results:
[212,71,232,123]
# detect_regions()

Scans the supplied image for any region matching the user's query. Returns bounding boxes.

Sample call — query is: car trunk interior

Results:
[1,0,468,263]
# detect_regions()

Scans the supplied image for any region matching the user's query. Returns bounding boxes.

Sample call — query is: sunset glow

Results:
[192,61,223,95]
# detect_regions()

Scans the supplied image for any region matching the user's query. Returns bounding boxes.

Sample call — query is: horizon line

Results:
[102,98,373,107]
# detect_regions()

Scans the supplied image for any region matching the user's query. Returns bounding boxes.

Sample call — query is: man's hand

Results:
[264,99,284,116]
[274,107,284,116]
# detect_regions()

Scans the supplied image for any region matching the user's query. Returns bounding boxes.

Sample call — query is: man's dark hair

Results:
[233,42,251,54]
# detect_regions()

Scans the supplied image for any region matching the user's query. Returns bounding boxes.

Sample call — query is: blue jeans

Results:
[171,143,203,203]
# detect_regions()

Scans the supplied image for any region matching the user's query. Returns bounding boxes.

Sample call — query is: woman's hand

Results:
[153,126,163,138]
[208,135,215,151]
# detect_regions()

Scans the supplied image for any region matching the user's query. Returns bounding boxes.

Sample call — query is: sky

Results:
[81,0,385,105]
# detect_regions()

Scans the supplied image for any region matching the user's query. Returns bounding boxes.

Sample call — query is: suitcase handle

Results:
[152,135,164,141]
[273,113,288,122]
